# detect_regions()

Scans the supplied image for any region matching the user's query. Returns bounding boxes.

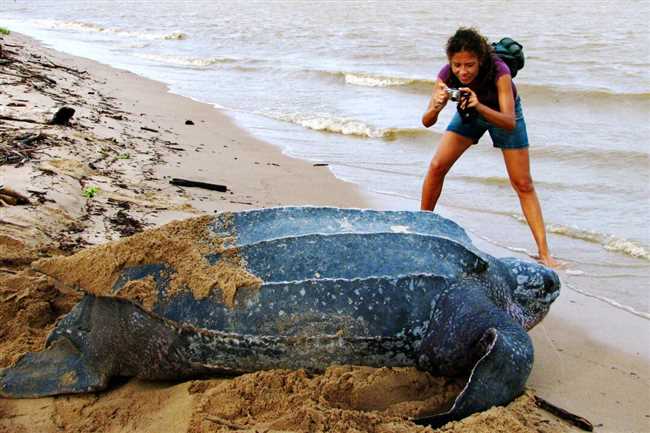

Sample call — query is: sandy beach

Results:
[1,31,647,433]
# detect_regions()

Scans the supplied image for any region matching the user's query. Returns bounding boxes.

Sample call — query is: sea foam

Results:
[30,19,188,41]
[135,53,238,67]
[264,111,431,140]
[511,216,650,261]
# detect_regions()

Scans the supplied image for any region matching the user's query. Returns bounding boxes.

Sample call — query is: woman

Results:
[421,27,559,268]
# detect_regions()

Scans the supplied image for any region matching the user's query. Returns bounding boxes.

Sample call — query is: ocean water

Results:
[1,1,648,315]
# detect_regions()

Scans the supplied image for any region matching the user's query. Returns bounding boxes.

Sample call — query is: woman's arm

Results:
[422,79,449,128]
[460,75,516,130]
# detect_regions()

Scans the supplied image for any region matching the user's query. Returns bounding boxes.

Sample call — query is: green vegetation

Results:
[0,27,10,36]
[117,153,130,160]
[82,186,99,199]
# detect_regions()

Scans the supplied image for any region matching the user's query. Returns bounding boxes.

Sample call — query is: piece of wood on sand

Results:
[534,394,594,431]
[169,178,228,192]
[0,185,31,206]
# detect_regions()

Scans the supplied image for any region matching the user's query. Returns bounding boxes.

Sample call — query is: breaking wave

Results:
[262,112,433,140]
[512,215,650,260]
[135,53,240,67]
[342,72,417,88]
[29,19,188,41]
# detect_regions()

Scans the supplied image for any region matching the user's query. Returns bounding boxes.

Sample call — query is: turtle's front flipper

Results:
[414,323,533,427]
[0,338,109,398]
[1,294,228,398]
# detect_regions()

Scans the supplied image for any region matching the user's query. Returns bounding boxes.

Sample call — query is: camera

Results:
[446,88,462,102]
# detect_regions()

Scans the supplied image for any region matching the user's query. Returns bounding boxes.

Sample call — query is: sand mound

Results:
[0,368,572,433]
[0,269,80,368]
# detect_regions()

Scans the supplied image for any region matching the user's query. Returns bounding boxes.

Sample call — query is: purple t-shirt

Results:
[437,55,517,111]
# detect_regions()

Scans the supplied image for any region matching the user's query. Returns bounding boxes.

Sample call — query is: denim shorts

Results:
[446,96,529,149]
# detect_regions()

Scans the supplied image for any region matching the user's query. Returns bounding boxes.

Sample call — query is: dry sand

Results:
[0,31,639,433]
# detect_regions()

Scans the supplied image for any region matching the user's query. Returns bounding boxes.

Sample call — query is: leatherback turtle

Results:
[0,207,560,427]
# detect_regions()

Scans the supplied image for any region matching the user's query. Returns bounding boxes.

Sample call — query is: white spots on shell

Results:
[338,218,354,231]
[412,320,429,337]
[299,288,306,296]
[390,225,410,233]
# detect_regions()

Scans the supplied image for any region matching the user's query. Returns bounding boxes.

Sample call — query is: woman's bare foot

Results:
[536,253,565,269]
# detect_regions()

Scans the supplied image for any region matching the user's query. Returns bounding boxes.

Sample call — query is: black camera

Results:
[446,88,462,102]
[446,88,477,124]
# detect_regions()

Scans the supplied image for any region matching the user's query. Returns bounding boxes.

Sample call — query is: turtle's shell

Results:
[112,207,487,338]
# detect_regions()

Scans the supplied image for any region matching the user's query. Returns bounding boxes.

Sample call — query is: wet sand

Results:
[1,31,646,433]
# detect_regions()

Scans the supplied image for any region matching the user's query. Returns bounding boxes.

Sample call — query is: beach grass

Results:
[0,27,10,36]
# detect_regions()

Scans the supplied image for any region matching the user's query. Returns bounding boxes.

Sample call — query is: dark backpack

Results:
[492,37,525,78]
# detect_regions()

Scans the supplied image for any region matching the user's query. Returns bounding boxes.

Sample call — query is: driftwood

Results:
[34,59,87,76]
[140,126,159,133]
[0,115,41,124]
[0,132,50,166]
[534,395,594,431]
[0,185,31,207]
[169,178,227,192]
[0,68,56,85]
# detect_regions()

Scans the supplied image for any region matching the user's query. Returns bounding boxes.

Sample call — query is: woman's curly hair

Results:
[446,27,495,86]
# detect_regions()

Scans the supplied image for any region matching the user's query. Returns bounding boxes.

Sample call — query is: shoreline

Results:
[1,31,648,433]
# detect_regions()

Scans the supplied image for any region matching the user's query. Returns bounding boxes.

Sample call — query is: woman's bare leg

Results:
[502,148,560,268]
[421,132,474,211]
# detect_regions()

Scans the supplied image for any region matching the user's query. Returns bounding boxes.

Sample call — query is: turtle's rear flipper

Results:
[414,324,533,427]
[0,337,109,398]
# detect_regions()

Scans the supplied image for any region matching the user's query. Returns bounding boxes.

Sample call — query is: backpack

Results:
[492,37,525,78]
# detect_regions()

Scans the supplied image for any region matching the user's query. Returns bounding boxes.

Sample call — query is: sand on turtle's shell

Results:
[32,214,261,309]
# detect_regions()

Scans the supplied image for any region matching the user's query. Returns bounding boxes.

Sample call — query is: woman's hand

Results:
[422,79,449,127]
[432,81,449,111]
[458,87,479,110]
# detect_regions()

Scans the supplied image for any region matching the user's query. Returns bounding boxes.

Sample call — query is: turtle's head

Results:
[500,258,560,329]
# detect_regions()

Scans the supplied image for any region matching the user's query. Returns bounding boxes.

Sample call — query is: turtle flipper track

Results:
[413,324,533,428]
